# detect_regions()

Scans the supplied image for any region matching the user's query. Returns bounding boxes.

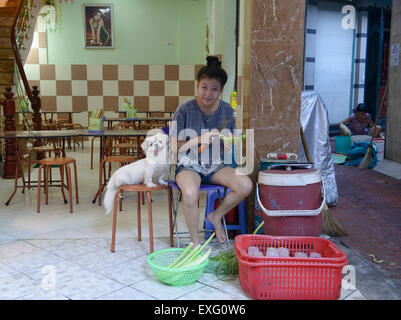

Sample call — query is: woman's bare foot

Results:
[206,212,226,243]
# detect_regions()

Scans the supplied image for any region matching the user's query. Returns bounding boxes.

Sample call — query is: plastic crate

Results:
[234,235,348,300]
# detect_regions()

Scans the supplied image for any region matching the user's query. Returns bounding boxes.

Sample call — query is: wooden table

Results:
[115,110,174,117]
[16,111,84,124]
[104,117,172,130]
[0,129,152,205]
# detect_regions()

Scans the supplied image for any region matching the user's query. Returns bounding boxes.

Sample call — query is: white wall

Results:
[313,1,355,124]
[205,0,237,103]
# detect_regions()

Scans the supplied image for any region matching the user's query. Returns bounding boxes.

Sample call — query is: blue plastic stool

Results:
[204,188,247,238]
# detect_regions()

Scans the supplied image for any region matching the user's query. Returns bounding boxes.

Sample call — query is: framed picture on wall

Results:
[83,4,114,49]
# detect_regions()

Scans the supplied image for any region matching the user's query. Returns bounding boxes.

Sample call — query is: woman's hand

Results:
[201,129,220,145]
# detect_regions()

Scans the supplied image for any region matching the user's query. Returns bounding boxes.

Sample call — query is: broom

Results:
[300,126,348,237]
[358,83,388,170]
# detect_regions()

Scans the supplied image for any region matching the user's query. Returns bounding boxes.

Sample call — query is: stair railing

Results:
[11,0,41,131]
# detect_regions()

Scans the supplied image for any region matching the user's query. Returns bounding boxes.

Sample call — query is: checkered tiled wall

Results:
[24,63,203,112]
[23,21,203,126]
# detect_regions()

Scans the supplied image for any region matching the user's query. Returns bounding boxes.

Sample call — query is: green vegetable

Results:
[220,134,246,143]
[252,221,264,235]
[169,242,193,268]
[173,232,215,268]
[184,248,211,268]
[187,232,215,263]
[174,244,201,268]
[207,224,264,280]
[209,248,238,281]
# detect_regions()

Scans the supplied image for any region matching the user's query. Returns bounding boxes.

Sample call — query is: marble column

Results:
[242,0,306,231]
[386,0,401,163]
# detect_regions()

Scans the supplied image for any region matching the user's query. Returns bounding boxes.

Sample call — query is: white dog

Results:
[103,132,169,214]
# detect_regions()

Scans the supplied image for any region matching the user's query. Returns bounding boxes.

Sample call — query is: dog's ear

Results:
[159,133,168,143]
[141,139,148,152]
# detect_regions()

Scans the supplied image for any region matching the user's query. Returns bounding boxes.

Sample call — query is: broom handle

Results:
[300,125,312,163]
[369,83,388,147]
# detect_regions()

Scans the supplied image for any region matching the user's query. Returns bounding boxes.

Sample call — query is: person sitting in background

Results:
[338,103,381,138]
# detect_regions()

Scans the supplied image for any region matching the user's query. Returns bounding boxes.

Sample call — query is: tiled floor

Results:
[0,140,364,300]
[373,159,401,180]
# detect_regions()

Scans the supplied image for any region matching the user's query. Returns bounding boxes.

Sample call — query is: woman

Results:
[89,10,110,46]
[170,56,253,248]
[339,103,381,138]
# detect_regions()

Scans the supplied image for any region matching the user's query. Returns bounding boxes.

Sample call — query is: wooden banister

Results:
[10,0,33,101]
[10,0,42,132]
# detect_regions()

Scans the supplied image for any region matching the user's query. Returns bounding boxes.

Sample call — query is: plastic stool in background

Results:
[204,188,247,239]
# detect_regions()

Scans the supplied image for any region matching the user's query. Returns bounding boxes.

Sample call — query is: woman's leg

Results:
[207,166,253,243]
[175,170,202,248]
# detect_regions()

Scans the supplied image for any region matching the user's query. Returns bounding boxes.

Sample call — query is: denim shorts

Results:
[175,163,237,185]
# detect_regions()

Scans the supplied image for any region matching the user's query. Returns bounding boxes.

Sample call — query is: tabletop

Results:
[115,110,173,114]
[104,117,172,122]
[0,129,154,139]
[15,111,85,114]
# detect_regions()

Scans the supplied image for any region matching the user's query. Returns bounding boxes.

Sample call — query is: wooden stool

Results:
[110,184,174,254]
[28,145,60,189]
[92,155,136,206]
[37,157,79,213]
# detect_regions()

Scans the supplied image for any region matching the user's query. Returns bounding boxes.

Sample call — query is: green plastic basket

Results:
[332,153,347,164]
[147,248,209,287]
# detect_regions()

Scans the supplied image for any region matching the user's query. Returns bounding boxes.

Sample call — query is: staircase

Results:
[0,0,17,99]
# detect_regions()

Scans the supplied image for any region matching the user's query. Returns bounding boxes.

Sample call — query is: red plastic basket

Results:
[234,235,348,300]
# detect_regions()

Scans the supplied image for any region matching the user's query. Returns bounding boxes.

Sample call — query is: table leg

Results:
[91,136,104,203]
[62,138,66,157]
[5,140,25,206]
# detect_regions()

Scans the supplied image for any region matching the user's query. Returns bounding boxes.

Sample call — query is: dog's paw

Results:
[159,180,168,186]
[145,182,157,188]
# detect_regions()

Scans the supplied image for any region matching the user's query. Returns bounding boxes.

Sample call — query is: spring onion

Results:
[184,248,212,268]
[220,134,246,143]
[252,221,264,235]
[174,244,201,268]
[171,232,216,269]
[168,242,193,268]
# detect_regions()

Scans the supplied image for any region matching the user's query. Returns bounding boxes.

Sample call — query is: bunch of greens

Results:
[206,222,265,281]
[209,248,238,281]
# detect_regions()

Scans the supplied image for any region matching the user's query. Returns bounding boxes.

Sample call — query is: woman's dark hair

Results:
[355,103,367,113]
[196,56,228,87]
[93,10,104,18]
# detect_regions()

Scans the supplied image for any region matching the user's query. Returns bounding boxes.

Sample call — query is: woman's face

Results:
[356,111,366,122]
[197,77,223,109]
[94,12,102,21]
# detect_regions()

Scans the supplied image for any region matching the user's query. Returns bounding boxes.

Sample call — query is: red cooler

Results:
[256,166,324,236]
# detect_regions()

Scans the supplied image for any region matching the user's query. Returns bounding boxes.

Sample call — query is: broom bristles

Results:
[358,145,373,170]
[322,202,348,237]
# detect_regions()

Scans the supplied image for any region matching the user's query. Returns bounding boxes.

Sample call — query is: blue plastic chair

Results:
[204,188,247,239]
